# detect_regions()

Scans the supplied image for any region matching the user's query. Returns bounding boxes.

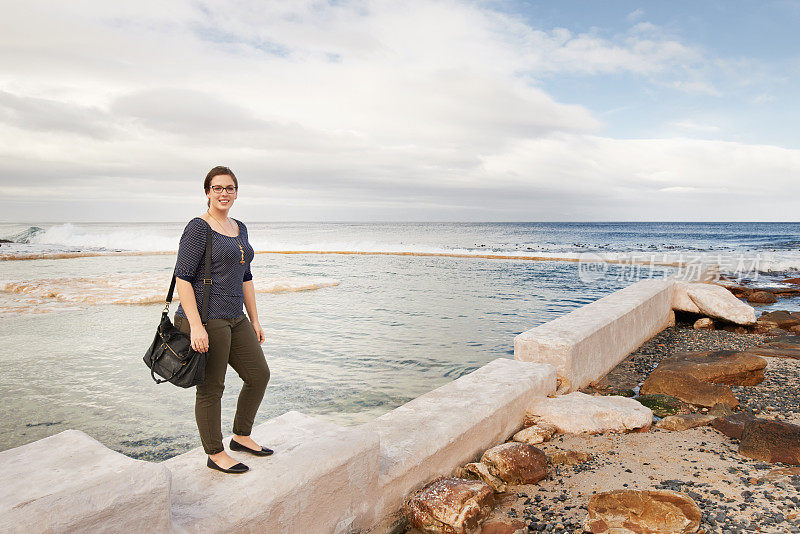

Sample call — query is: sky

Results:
[1,0,799,222]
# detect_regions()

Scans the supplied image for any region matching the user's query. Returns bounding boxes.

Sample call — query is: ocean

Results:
[1,221,798,460]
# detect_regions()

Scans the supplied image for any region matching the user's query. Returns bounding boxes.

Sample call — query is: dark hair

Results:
[204,166,238,207]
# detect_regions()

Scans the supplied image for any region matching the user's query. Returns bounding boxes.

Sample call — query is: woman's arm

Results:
[243,280,265,344]
[176,278,209,353]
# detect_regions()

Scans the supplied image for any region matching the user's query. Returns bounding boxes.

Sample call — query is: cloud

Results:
[0,91,114,138]
[0,0,795,221]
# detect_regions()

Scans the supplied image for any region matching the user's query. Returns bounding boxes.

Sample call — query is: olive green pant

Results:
[175,314,270,455]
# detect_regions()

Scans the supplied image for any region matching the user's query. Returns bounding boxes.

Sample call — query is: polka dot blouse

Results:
[174,217,254,321]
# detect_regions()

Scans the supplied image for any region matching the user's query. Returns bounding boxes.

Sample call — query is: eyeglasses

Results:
[210,185,237,194]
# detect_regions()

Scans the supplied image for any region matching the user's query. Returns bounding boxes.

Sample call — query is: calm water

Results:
[1,222,797,459]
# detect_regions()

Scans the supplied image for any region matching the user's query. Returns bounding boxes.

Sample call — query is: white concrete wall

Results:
[165,411,380,534]
[362,358,557,531]
[0,430,173,534]
[514,279,674,392]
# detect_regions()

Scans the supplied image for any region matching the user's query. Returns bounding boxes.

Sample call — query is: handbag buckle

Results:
[163,302,170,313]
[203,279,213,285]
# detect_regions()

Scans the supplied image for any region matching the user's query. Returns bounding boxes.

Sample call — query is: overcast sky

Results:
[1,0,799,222]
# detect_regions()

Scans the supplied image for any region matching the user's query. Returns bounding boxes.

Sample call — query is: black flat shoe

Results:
[207,457,249,474]
[230,438,274,457]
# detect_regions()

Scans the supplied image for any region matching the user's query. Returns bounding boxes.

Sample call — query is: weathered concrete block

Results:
[164,411,380,533]
[0,430,172,533]
[514,279,673,392]
[361,358,556,529]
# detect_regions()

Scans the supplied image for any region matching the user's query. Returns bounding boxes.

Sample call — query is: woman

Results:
[173,166,272,474]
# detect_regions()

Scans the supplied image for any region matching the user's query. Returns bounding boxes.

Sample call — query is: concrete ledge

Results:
[0,430,172,533]
[164,411,380,534]
[361,358,557,530]
[514,279,674,392]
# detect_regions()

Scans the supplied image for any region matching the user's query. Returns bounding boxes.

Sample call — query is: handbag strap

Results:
[164,221,214,324]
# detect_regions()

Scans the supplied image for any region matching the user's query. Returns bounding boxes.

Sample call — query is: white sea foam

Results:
[0,274,340,316]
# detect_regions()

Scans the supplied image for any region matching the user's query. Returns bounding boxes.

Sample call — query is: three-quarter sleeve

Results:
[174,218,207,282]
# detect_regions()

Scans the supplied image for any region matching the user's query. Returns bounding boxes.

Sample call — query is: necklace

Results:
[207,211,245,265]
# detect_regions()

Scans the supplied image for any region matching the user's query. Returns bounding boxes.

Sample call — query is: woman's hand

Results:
[190,324,209,353]
[252,320,266,344]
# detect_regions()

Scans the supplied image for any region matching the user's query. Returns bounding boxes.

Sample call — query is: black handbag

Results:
[143,224,213,388]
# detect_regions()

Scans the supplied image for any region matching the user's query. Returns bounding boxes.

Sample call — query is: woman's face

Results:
[207,174,238,211]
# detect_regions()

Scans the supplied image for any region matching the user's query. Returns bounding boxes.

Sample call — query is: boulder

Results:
[747,291,778,304]
[656,414,715,431]
[758,311,800,329]
[708,403,735,418]
[685,283,756,325]
[512,422,557,445]
[764,467,800,481]
[751,319,780,334]
[526,392,653,434]
[650,350,767,386]
[406,477,494,534]
[783,277,800,285]
[583,490,701,534]
[636,394,692,417]
[480,442,548,487]
[739,419,800,465]
[548,450,593,465]
[479,519,527,534]
[693,317,714,330]
[711,412,759,440]
[640,370,738,409]
[672,282,702,313]
[743,335,800,360]
[720,324,749,334]
[459,462,506,493]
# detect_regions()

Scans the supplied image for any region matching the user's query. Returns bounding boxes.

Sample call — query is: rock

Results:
[583,490,701,534]
[480,442,548,487]
[764,467,800,481]
[686,283,756,325]
[693,317,714,330]
[751,319,780,334]
[656,414,715,431]
[672,281,702,313]
[747,291,778,304]
[656,350,767,386]
[721,324,749,334]
[725,284,752,299]
[459,462,507,493]
[759,310,800,328]
[708,403,734,418]
[640,370,738,409]
[548,450,593,465]
[406,477,495,534]
[743,335,800,360]
[512,422,557,445]
[636,394,692,417]
[783,277,800,285]
[526,392,653,434]
[764,328,787,337]
[711,412,759,440]
[478,519,527,534]
[739,419,800,465]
